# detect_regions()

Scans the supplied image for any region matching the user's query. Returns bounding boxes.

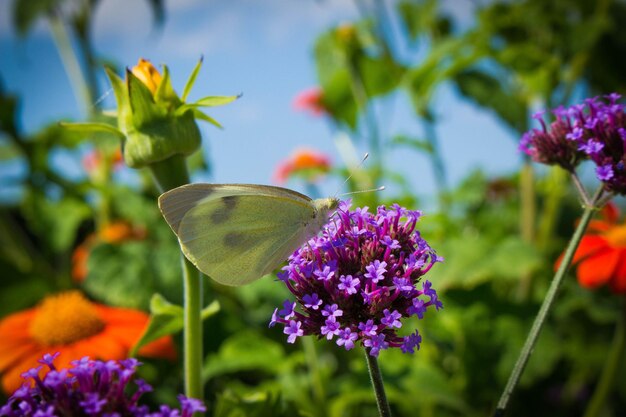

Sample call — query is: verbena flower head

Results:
[520,94,626,194]
[0,354,205,417]
[270,201,443,357]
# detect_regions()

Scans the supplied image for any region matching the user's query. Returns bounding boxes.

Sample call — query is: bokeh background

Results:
[1,0,626,416]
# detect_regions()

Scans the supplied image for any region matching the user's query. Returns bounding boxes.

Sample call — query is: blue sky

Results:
[0,0,521,204]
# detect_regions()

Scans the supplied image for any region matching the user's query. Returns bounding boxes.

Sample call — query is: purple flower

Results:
[338,275,360,294]
[381,309,402,329]
[284,320,304,343]
[270,201,442,356]
[302,293,323,310]
[521,94,626,194]
[401,331,422,354]
[597,164,615,181]
[363,334,389,357]
[336,328,359,350]
[321,317,341,340]
[365,260,387,283]
[0,354,204,417]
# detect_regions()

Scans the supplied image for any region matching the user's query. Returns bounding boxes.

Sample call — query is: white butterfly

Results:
[159,184,339,286]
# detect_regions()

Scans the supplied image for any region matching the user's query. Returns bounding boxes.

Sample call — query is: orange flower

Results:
[72,221,147,282]
[273,148,331,184]
[293,88,326,116]
[564,203,626,293]
[131,58,163,94]
[0,291,176,394]
[82,148,124,174]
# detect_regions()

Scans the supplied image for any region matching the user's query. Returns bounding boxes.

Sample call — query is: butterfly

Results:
[158,184,339,286]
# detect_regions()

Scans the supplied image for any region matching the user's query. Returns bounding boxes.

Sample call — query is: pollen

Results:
[29,291,105,346]
[604,224,626,247]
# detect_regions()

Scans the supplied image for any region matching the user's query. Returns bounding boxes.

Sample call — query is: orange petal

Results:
[0,342,40,373]
[0,310,36,339]
[576,249,621,288]
[72,330,127,361]
[138,336,177,361]
[609,249,626,294]
[1,349,46,395]
[555,236,609,270]
[96,306,148,325]
[587,219,611,233]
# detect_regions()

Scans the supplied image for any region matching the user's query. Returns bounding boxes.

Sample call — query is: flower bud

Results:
[131,59,162,94]
[105,64,201,168]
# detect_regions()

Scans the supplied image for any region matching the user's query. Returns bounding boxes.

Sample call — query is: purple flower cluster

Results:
[520,93,626,193]
[0,353,205,417]
[270,201,443,357]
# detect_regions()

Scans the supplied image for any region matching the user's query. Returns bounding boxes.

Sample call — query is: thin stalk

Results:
[182,255,204,402]
[302,337,327,417]
[365,349,392,417]
[582,299,626,417]
[494,186,604,416]
[149,156,204,408]
[420,115,447,196]
[48,13,94,115]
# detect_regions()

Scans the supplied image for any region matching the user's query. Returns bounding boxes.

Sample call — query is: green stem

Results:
[582,299,626,417]
[519,161,536,244]
[182,255,204,402]
[494,186,603,416]
[149,156,205,407]
[48,13,94,115]
[302,337,327,417]
[365,349,392,417]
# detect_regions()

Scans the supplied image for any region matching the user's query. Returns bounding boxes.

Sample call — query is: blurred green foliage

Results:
[2,0,626,416]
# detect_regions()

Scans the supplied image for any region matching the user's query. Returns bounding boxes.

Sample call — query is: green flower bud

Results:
[106,60,201,168]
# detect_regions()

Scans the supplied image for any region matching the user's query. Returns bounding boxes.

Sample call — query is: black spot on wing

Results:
[210,196,239,224]
[224,231,245,248]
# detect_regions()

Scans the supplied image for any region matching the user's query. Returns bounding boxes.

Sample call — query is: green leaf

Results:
[22,192,92,252]
[0,141,21,161]
[181,57,204,102]
[193,95,240,107]
[203,331,285,381]
[84,232,183,309]
[59,122,125,140]
[454,69,529,133]
[390,134,434,154]
[12,0,59,35]
[397,0,438,40]
[130,294,220,356]
[126,69,164,127]
[154,65,183,110]
[191,108,223,128]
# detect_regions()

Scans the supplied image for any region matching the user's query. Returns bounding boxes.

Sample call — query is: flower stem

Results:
[182,255,204,402]
[302,337,327,417]
[149,156,205,406]
[364,350,392,417]
[494,186,603,416]
[582,298,626,417]
[48,13,95,116]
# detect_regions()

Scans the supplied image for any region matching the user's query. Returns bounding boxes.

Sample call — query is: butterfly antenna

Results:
[334,153,371,197]
[339,186,386,198]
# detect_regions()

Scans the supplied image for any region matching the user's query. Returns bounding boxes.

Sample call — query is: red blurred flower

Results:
[293,88,326,116]
[0,290,175,394]
[72,221,147,282]
[82,148,124,174]
[563,203,626,293]
[273,148,331,184]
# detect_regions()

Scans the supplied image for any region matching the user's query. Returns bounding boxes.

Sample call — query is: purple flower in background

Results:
[520,94,626,194]
[270,201,442,357]
[0,354,205,417]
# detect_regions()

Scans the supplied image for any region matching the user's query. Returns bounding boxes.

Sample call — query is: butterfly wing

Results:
[159,184,318,286]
